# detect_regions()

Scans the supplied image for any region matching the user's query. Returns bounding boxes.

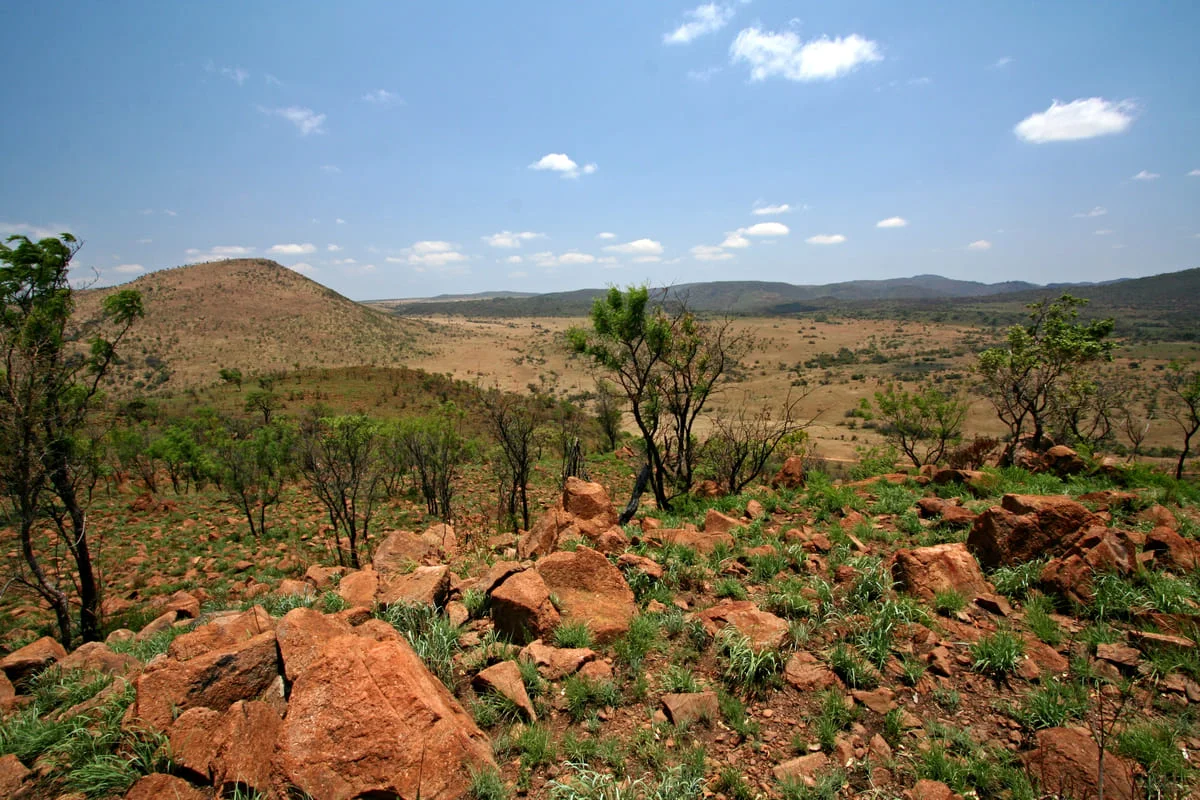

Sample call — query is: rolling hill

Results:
[75,259,429,393]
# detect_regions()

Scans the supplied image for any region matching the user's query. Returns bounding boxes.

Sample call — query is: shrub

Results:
[970,630,1025,677]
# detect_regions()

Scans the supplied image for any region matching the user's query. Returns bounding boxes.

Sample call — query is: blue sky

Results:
[1,1,1197,300]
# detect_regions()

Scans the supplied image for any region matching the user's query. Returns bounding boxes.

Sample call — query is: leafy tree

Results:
[858,383,968,468]
[1163,361,1200,480]
[593,377,623,451]
[218,367,243,390]
[482,389,539,532]
[213,418,296,537]
[976,295,1114,464]
[568,286,750,510]
[299,413,386,568]
[109,422,160,493]
[151,423,214,494]
[399,405,469,523]
[244,388,281,425]
[0,233,143,646]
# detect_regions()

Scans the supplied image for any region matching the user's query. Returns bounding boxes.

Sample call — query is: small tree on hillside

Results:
[976,295,1114,464]
[482,389,540,532]
[218,367,243,390]
[593,377,623,451]
[1163,361,1200,480]
[399,404,468,524]
[0,233,143,646]
[858,382,968,468]
[568,286,751,510]
[213,418,296,538]
[704,391,814,493]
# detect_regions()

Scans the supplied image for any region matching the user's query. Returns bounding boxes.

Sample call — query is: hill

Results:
[75,259,428,393]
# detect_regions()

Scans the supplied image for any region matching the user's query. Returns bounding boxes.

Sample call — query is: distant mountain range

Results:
[366,270,1200,318]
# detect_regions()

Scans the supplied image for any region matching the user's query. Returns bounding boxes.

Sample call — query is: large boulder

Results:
[126,631,280,731]
[210,700,281,796]
[1143,526,1200,572]
[377,565,451,608]
[276,607,356,682]
[335,569,379,608]
[696,600,789,650]
[967,494,1101,570]
[518,640,598,680]
[1022,727,1136,800]
[1040,527,1138,606]
[535,546,636,644]
[644,526,735,555]
[490,569,561,643]
[373,524,459,573]
[771,456,806,489]
[890,543,991,602]
[274,633,494,800]
[168,605,276,661]
[0,636,66,687]
[473,660,536,721]
[58,642,141,677]
[518,479,627,558]
[123,774,206,800]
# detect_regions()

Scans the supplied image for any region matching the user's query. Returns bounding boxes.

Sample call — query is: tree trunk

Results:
[619,463,653,525]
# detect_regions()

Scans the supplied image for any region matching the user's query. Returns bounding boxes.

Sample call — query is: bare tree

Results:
[704,390,815,493]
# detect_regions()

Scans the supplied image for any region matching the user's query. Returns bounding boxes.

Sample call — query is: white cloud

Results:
[753,203,791,216]
[362,89,402,105]
[269,243,317,255]
[327,244,341,252]
[531,251,596,267]
[529,153,597,179]
[721,233,751,248]
[113,263,144,275]
[185,245,254,260]
[205,61,248,85]
[1132,169,1160,181]
[664,3,735,45]
[331,258,357,265]
[1094,229,1114,235]
[163,209,178,217]
[288,262,316,274]
[1073,206,1107,218]
[321,165,342,174]
[265,73,281,86]
[691,245,733,261]
[390,241,470,269]
[742,222,789,237]
[806,234,846,245]
[632,256,661,263]
[730,28,882,82]
[559,252,597,265]
[504,255,523,264]
[259,106,327,135]
[483,231,546,248]
[1189,169,1200,177]
[967,240,992,251]
[603,238,664,256]
[336,218,346,225]
[990,56,1013,69]
[876,216,908,228]
[596,232,617,240]
[0,222,73,240]
[1013,98,1135,143]
[687,66,723,81]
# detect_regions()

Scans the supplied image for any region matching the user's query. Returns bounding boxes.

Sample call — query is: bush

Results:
[970,630,1025,677]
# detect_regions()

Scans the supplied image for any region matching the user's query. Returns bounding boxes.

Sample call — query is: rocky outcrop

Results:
[967,494,1100,570]
[275,632,494,800]
[519,478,628,557]
[890,543,991,602]
[535,546,636,644]
[168,605,276,661]
[1022,727,1137,800]
[0,636,66,687]
[490,569,562,643]
[771,456,806,489]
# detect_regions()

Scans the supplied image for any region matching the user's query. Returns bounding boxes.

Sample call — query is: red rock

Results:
[490,569,561,644]
[474,660,536,721]
[869,733,892,763]
[519,480,627,557]
[852,687,897,714]
[644,527,735,554]
[1144,526,1200,571]
[276,607,355,682]
[931,468,996,496]
[134,610,178,642]
[578,660,614,682]
[692,479,724,498]
[275,579,316,598]
[168,606,276,661]
[474,560,525,596]
[704,508,743,536]
[926,646,955,677]
[536,546,636,644]
[126,631,280,732]
[1077,490,1139,511]
[372,529,435,572]
[0,753,31,799]
[1135,504,1177,530]
[123,773,206,800]
[771,456,806,489]
[974,593,1012,616]
[1040,527,1137,606]
[905,779,960,800]
[162,591,201,619]
[563,477,618,522]
[1128,630,1195,650]
[377,564,450,608]
[660,691,719,726]
[784,652,841,691]
[518,640,597,680]
[968,494,1101,570]
[773,751,830,783]
[0,635,66,686]
[167,706,222,783]
[617,552,664,580]
[890,543,991,602]
[58,642,140,676]
[916,497,977,526]
[1022,727,1137,800]
[1041,445,1086,476]
[0,672,14,708]
[303,564,345,589]
[210,700,281,795]
[696,600,788,650]
[1096,643,1140,669]
[275,633,494,800]
[335,569,379,608]
[746,499,767,520]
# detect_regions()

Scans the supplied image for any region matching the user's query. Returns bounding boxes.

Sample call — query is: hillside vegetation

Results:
[75,259,429,393]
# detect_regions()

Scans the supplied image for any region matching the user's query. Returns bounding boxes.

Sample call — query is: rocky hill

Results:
[74,259,428,392]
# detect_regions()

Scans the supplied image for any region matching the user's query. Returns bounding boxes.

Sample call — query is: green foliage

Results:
[212,418,296,537]
[860,382,968,467]
[712,577,748,600]
[717,631,782,695]
[396,404,471,522]
[564,675,621,723]
[917,725,1036,800]
[468,766,510,800]
[376,602,461,686]
[1163,360,1200,480]
[1024,593,1063,645]
[717,689,759,740]
[1012,677,1090,730]
[970,629,1025,677]
[613,615,660,675]
[1116,721,1194,799]
[779,770,846,800]
[829,643,878,689]
[812,687,856,752]
[989,558,1048,601]
[554,621,595,649]
[933,589,967,616]
[661,665,702,694]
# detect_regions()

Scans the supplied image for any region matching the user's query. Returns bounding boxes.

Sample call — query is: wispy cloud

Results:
[269,243,316,255]
[388,240,470,271]
[990,56,1013,69]
[687,66,723,82]
[321,165,342,174]
[1013,98,1135,143]
[205,60,248,85]
[529,153,597,179]
[664,3,735,45]
[483,231,546,248]
[1073,206,1107,218]
[752,203,791,216]
[596,232,616,240]
[875,217,908,228]
[1132,169,1160,181]
[742,222,788,237]
[259,106,327,135]
[327,244,341,252]
[806,234,846,245]
[1094,229,1114,236]
[288,262,316,274]
[532,250,597,267]
[1189,169,1200,177]
[185,245,254,260]
[967,240,992,251]
[691,245,734,261]
[113,263,145,275]
[362,89,402,106]
[730,28,882,82]
[603,239,664,256]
